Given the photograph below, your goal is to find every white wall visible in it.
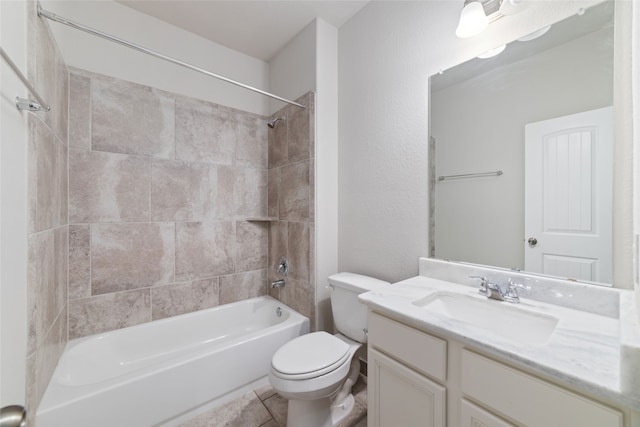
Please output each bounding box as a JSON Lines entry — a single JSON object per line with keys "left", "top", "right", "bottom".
{"left": 268, "top": 20, "right": 317, "bottom": 115}
{"left": 0, "top": 0, "right": 29, "bottom": 406}
{"left": 612, "top": 0, "right": 635, "bottom": 290}
{"left": 338, "top": 0, "right": 623, "bottom": 284}
{"left": 433, "top": 28, "right": 613, "bottom": 271}
{"left": 41, "top": 0, "right": 270, "bottom": 115}
{"left": 632, "top": 0, "right": 640, "bottom": 316}
{"left": 314, "top": 19, "right": 339, "bottom": 332}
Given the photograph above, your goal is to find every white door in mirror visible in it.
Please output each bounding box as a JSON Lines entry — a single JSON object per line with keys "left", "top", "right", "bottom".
{"left": 524, "top": 106, "right": 613, "bottom": 283}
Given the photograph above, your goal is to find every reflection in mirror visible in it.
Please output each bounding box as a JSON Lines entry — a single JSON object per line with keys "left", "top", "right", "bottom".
{"left": 429, "top": 1, "right": 614, "bottom": 285}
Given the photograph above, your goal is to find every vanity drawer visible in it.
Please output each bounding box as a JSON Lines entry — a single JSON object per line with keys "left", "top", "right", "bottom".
{"left": 368, "top": 311, "right": 447, "bottom": 382}
{"left": 460, "top": 399, "right": 515, "bottom": 427}
{"left": 461, "top": 350, "right": 623, "bottom": 427}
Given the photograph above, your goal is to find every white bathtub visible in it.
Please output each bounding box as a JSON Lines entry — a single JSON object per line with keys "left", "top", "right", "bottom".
{"left": 36, "top": 296, "right": 309, "bottom": 427}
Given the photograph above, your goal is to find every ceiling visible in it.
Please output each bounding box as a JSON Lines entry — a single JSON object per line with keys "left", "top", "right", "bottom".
{"left": 116, "top": 1, "right": 369, "bottom": 61}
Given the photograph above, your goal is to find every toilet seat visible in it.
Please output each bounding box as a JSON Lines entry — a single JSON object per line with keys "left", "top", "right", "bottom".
{"left": 271, "top": 332, "right": 350, "bottom": 380}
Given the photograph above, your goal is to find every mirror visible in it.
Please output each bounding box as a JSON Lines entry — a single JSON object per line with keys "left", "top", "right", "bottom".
{"left": 429, "top": 1, "right": 614, "bottom": 285}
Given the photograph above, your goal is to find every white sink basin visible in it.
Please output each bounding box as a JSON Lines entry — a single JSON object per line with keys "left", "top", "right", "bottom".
{"left": 413, "top": 291, "right": 559, "bottom": 345}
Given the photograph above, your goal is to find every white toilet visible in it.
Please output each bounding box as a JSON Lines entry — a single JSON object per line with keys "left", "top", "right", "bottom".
{"left": 268, "top": 272, "right": 390, "bottom": 427}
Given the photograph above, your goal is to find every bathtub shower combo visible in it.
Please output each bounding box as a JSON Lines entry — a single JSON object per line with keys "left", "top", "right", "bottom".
{"left": 18, "top": 7, "right": 314, "bottom": 427}
{"left": 36, "top": 297, "right": 309, "bottom": 426}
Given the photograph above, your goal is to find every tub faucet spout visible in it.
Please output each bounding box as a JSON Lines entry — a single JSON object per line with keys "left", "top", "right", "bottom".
{"left": 271, "top": 279, "right": 285, "bottom": 289}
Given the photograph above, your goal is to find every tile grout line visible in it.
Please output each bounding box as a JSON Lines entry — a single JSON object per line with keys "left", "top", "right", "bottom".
{"left": 254, "top": 390, "right": 281, "bottom": 427}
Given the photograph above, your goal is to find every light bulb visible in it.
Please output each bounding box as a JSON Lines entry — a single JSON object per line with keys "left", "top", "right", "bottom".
{"left": 456, "top": 1, "right": 489, "bottom": 38}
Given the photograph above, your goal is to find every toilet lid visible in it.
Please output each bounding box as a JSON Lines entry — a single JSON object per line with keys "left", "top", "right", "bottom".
{"left": 271, "top": 332, "right": 350, "bottom": 379}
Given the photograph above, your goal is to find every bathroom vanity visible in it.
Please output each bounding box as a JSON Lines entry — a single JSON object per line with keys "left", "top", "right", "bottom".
{"left": 360, "top": 258, "right": 640, "bottom": 427}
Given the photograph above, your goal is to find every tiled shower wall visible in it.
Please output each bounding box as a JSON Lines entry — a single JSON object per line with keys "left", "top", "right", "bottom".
{"left": 26, "top": 0, "right": 69, "bottom": 417}
{"left": 67, "top": 68, "right": 272, "bottom": 338}
{"left": 267, "top": 93, "right": 316, "bottom": 329}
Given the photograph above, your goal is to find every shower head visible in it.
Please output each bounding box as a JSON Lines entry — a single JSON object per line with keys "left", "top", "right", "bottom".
{"left": 267, "top": 116, "right": 286, "bottom": 129}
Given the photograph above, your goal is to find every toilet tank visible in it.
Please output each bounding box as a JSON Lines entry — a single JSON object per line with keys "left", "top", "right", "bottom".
{"left": 329, "top": 273, "right": 390, "bottom": 343}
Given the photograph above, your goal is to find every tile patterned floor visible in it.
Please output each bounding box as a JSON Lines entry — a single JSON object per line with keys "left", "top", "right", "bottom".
{"left": 180, "top": 376, "right": 368, "bottom": 427}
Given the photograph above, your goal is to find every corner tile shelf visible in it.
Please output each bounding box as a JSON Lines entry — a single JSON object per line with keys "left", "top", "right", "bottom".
{"left": 246, "top": 217, "right": 279, "bottom": 222}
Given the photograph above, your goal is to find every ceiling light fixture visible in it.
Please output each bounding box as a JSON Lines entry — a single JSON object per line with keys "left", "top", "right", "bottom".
{"left": 517, "top": 25, "right": 551, "bottom": 42}
{"left": 455, "top": 0, "right": 489, "bottom": 38}
{"left": 476, "top": 44, "right": 506, "bottom": 58}
{"left": 456, "top": 0, "right": 528, "bottom": 39}
{"left": 499, "top": 0, "right": 529, "bottom": 16}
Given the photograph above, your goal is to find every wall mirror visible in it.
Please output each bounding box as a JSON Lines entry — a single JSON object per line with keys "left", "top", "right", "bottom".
{"left": 429, "top": 1, "right": 615, "bottom": 285}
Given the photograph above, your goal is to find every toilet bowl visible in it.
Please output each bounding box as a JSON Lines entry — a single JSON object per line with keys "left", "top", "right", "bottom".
{"left": 268, "top": 273, "right": 390, "bottom": 427}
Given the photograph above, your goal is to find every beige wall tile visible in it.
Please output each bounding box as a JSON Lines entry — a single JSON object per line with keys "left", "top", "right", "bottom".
{"left": 268, "top": 221, "right": 288, "bottom": 282}
{"left": 287, "top": 98, "right": 312, "bottom": 163}
{"left": 236, "top": 221, "right": 268, "bottom": 272}
{"left": 68, "top": 289, "right": 151, "bottom": 339}
{"left": 279, "top": 161, "right": 310, "bottom": 221}
{"left": 219, "top": 270, "right": 267, "bottom": 305}
{"left": 69, "top": 149, "right": 150, "bottom": 223}
{"left": 216, "top": 165, "right": 268, "bottom": 220}
{"left": 236, "top": 114, "right": 267, "bottom": 168}
{"left": 175, "top": 221, "right": 236, "bottom": 281}
{"left": 69, "top": 224, "right": 91, "bottom": 299}
{"left": 176, "top": 98, "right": 235, "bottom": 165}
{"left": 69, "top": 71, "right": 91, "bottom": 150}
{"left": 268, "top": 168, "right": 280, "bottom": 218}
{"left": 292, "top": 278, "right": 313, "bottom": 321}
{"left": 92, "top": 223, "right": 175, "bottom": 294}
{"left": 31, "top": 120, "right": 68, "bottom": 232}
{"left": 28, "top": 0, "right": 68, "bottom": 145}
{"left": 151, "top": 159, "right": 217, "bottom": 221}
{"left": 27, "top": 118, "right": 37, "bottom": 233}
{"left": 217, "top": 166, "right": 236, "bottom": 219}
{"left": 27, "top": 226, "right": 68, "bottom": 354}
{"left": 25, "top": 354, "right": 36, "bottom": 427}
{"left": 267, "top": 92, "right": 315, "bottom": 328}
{"left": 34, "top": 306, "right": 67, "bottom": 411}
{"left": 235, "top": 168, "right": 267, "bottom": 218}
{"left": 92, "top": 77, "right": 175, "bottom": 158}
{"left": 26, "top": 2, "right": 70, "bottom": 416}
{"left": 151, "top": 278, "right": 220, "bottom": 320}
{"left": 310, "top": 223, "right": 316, "bottom": 288}
{"left": 306, "top": 92, "right": 316, "bottom": 160}
{"left": 310, "top": 160, "right": 315, "bottom": 221}
{"left": 268, "top": 112, "right": 288, "bottom": 168}
{"left": 288, "top": 222, "right": 310, "bottom": 283}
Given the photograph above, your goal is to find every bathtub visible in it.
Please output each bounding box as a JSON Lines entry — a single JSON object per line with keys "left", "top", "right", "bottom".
{"left": 36, "top": 296, "right": 309, "bottom": 427}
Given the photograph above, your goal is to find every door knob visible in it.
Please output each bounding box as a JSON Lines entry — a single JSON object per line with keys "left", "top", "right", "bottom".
{"left": 0, "top": 405, "right": 26, "bottom": 427}
{"left": 527, "top": 237, "right": 538, "bottom": 247}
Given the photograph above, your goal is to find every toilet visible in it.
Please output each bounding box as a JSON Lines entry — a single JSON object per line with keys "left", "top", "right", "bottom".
{"left": 268, "top": 272, "right": 390, "bottom": 427}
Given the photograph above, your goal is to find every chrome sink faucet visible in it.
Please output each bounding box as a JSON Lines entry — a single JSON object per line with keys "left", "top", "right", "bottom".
{"left": 469, "top": 276, "right": 530, "bottom": 303}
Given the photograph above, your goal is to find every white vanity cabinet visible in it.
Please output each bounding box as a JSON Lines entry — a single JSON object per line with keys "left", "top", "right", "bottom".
{"left": 460, "top": 399, "right": 515, "bottom": 427}
{"left": 368, "top": 312, "right": 447, "bottom": 426}
{"left": 368, "top": 349, "right": 446, "bottom": 427}
{"left": 367, "top": 311, "right": 628, "bottom": 427}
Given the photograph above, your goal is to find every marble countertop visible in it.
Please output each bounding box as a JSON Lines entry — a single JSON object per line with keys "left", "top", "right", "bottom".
{"left": 359, "top": 275, "right": 640, "bottom": 410}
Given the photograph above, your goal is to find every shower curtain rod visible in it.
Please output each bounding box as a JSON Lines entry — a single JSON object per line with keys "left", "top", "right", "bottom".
{"left": 0, "top": 46, "right": 51, "bottom": 112}
{"left": 37, "top": 7, "right": 306, "bottom": 109}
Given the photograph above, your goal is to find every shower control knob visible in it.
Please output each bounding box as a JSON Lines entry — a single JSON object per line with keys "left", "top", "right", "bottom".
{"left": 527, "top": 237, "right": 538, "bottom": 247}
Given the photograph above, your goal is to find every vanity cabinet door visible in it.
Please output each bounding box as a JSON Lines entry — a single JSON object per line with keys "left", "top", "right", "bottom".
{"left": 460, "top": 399, "right": 516, "bottom": 427}
{"left": 368, "top": 348, "right": 446, "bottom": 427}
{"left": 461, "top": 350, "right": 623, "bottom": 427}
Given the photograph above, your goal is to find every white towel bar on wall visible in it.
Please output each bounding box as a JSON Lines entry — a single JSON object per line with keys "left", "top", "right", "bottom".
{"left": 438, "top": 170, "right": 503, "bottom": 181}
